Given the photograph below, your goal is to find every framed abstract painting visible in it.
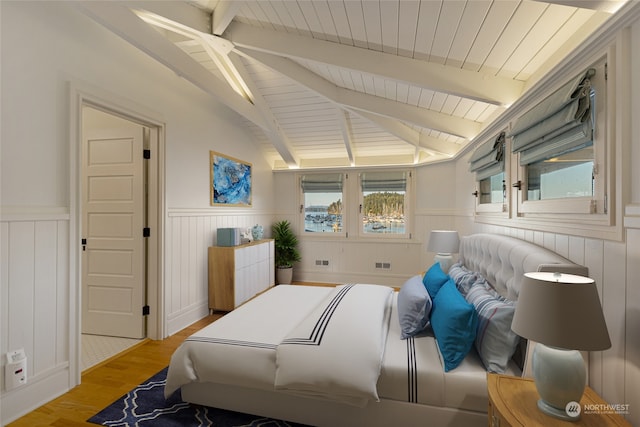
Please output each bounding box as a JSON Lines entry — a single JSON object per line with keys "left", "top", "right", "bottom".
{"left": 210, "top": 151, "right": 252, "bottom": 207}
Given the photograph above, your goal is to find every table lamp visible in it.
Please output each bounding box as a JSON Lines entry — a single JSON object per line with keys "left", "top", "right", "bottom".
{"left": 427, "top": 230, "right": 459, "bottom": 273}
{"left": 511, "top": 272, "right": 611, "bottom": 421}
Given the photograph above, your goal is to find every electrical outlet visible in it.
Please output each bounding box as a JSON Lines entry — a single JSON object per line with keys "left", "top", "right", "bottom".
{"left": 5, "top": 349, "right": 27, "bottom": 390}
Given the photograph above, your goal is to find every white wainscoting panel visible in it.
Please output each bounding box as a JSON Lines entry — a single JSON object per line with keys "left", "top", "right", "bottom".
{"left": 0, "top": 216, "right": 71, "bottom": 423}
{"left": 625, "top": 228, "right": 640, "bottom": 425}
{"left": 164, "top": 210, "right": 275, "bottom": 336}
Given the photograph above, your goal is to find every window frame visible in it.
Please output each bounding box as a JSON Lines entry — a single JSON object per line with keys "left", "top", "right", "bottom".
{"left": 472, "top": 131, "right": 510, "bottom": 216}
{"left": 515, "top": 57, "right": 608, "bottom": 221}
{"left": 476, "top": 172, "right": 507, "bottom": 213}
{"left": 357, "top": 169, "right": 413, "bottom": 240}
{"left": 471, "top": 35, "right": 625, "bottom": 242}
{"left": 299, "top": 172, "right": 347, "bottom": 237}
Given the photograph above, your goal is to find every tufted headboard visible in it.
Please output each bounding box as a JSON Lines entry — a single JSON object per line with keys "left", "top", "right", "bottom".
{"left": 458, "top": 233, "right": 588, "bottom": 301}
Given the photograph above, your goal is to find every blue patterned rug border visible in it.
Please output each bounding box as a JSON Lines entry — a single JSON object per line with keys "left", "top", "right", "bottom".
{"left": 87, "top": 367, "right": 308, "bottom": 427}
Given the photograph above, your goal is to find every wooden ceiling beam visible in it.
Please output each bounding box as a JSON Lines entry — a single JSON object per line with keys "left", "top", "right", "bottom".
{"left": 211, "top": 1, "right": 242, "bottom": 35}
{"left": 238, "top": 49, "right": 479, "bottom": 140}
{"left": 226, "top": 22, "right": 524, "bottom": 107}
{"left": 533, "top": 0, "right": 625, "bottom": 13}
{"left": 352, "top": 111, "right": 459, "bottom": 157}
{"left": 337, "top": 110, "right": 356, "bottom": 166}
{"left": 74, "top": 2, "right": 270, "bottom": 131}
{"left": 226, "top": 52, "right": 300, "bottom": 167}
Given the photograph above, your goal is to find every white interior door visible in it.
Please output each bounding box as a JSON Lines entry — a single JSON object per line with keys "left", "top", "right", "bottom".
{"left": 82, "top": 110, "right": 146, "bottom": 338}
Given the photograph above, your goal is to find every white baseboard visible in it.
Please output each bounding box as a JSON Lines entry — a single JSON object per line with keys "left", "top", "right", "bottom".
{"left": 166, "top": 302, "right": 210, "bottom": 337}
{"left": 0, "top": 365, "right": 71, "bottom": 424}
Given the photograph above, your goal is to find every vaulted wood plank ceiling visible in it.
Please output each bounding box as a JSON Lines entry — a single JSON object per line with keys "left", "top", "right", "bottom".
{"left": 76, "top": 0, "right": 627, "bottom": 170}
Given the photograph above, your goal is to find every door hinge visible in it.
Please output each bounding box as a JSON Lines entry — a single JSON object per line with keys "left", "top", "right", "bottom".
{"left": 143, "top": 227, "right": 151, "bottom": 237}
{"left": 142, "top": 305, "right": 150, "bottom": 316}
{"left": 143, "top": 149, "right": 151, "bottom": 159}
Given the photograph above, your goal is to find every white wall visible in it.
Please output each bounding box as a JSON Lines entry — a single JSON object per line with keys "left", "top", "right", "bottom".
{"left": 272, "top": 163, "right": 458, "bottom": 287}
{"left": 0, "top": 1, "right": 276, "bottom": 423}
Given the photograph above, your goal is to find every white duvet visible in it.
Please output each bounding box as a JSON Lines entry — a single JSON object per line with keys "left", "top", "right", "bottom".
{"left": 274, "top": 284, "right": 394, "bottom": 406}
{"left": 164, "top": 284, "right": 394, "bottom": 406}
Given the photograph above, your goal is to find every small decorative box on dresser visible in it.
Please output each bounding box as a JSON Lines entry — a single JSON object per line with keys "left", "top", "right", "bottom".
{"left": 208, "top": 239, "right": 275, "bottom": 312}
{"left": 487, "top": 373, "right": 631, "bottom": 427}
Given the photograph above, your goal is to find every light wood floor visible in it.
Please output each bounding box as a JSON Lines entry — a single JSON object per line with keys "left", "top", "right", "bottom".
{"left": 7, "top": 314, "right": 221, "bottom": 427}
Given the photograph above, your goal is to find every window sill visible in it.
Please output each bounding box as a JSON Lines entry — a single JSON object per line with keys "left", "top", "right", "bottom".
{"left": 475, "top": 212, "right": 622, "bottom": 241}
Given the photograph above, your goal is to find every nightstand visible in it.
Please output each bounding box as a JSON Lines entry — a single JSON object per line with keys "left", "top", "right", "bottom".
{"left": 487, "top": 373, "right": 631, "bottom": 427}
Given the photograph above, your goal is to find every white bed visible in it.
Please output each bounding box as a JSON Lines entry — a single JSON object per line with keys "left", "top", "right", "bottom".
{"left": 165, "top": 233, "right": 588, "bottom": 427}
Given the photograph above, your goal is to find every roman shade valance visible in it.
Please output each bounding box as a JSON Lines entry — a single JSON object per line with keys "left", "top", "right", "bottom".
{"left": 360, "top": 171, "right": 407, "bottom": 192}
{"left": 511, "top": 68, "right": 595, "bottom": 166}
{"left": 301, "top": 173, "right": 343, "bottom": 192}
{"left": 469, "top": 131, "right": 505, "bottom": 181}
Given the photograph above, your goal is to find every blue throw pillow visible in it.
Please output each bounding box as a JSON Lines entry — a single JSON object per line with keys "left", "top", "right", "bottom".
{"left": 422, "top": 262, "right": 449, "bottom": 299}
{"left": 397, "top": 275, "right": 433, "bottom": 339}
{"left": 430, "top": 279, "right": 478, "bottom": 372}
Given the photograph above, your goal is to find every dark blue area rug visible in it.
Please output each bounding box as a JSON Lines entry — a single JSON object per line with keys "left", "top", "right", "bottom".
{"left": 88, "top": 367, "right": 309, "bottom": 427}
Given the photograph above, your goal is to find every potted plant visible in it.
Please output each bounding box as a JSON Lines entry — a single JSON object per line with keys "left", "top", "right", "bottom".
{"left": 272, "top": 220, "right": 301, "bottom": 285}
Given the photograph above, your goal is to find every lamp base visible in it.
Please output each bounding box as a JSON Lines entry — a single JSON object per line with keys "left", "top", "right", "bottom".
{"left": 532, "top": 344, "right": 586, "bottom": 422}
{"left": 537, "top": 399, "right": 580, "bottom": 421}
{"left": 434, "top": 253, "right": 454, "bottom": 273}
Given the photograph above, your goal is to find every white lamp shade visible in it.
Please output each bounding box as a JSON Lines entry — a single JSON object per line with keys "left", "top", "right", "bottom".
{"left": 511, "top": 272, "right": 611, "bottom": 351}
{"left": 427, "top": 230, "right": 460, "bottom": 254}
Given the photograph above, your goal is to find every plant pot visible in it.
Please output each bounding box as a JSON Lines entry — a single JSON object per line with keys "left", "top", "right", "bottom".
{"left": 276, "top": 266, "right": 293, "bottom": 285}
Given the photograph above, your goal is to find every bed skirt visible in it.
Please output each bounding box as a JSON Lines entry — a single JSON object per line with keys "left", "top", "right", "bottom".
{"left": 181, "top": 380, "right": 487, "bottom": 427}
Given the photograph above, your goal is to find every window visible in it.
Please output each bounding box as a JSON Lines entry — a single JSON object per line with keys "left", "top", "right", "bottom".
{"left": 469, "top": 131, "right": 507, "bottom": 212}
{"left": 480, "top": 172, "right": 505, "bottom": 204}
{"left": 524, "top": 89, "right": 595, "bottom": 201}
{"left": 301, "top": 173, "right": 344, "bottom": 234}
{"left": 511, "top": 60, "right": 606, "bottom": 217}
{"left": 515, "top": 75, "right": 596, "bottom": 202}
{"left": 359, "top": 171, "right": 409, "bottom": 237}
{"left": 526, "top": 146, "right": 594, "bottom": 201}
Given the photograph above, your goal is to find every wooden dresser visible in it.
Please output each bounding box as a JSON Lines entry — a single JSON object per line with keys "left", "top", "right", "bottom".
{"left": 208, "top": 239, "right": 275, "bottom": 311}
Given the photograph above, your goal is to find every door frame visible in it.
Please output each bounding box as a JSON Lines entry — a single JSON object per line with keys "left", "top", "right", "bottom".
{"left": 69, "top": 81, "right": 166, "bottom": 386}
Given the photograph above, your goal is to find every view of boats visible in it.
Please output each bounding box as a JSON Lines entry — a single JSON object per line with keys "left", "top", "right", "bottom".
{"left": 362, "top": 215, "right": 405, "bottom": 234}
{"left": 304, "top": 191, "right": 405, "bottom": 234}
{"left": 304, "top": 212, "right": 342, "bottom": 232}
{"left": 304, "top": 211, "right": 405, "bottom": 234}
